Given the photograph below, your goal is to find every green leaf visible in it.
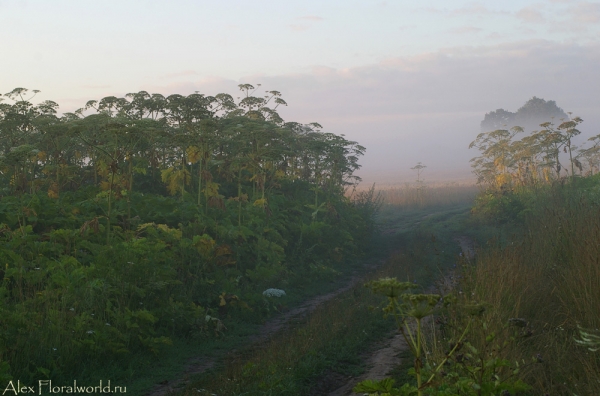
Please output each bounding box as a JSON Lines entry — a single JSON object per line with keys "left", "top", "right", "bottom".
{"left": 354, "top": 378, "right": 397, "bottom": 393}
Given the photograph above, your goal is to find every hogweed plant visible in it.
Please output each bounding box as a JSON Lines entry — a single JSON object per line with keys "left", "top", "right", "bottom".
{"left": 354, "top": 278, "right": 533, "bottom": 396}
{"left": 354, "top": 277, "right": 460, "bottom": 396}
{"left": 427, "top": 314, "right": 534, "bottom": 395}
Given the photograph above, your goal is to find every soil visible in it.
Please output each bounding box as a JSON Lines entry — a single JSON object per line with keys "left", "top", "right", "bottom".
{"left": 454, "top": 235, "right": 476, "bottom": 260}
{"left": 325, "top": 333, "right": 408, "bottom": 396}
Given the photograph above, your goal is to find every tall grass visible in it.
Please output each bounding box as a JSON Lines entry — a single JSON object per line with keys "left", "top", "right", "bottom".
{"left": 435, "top": 181, "right": 600, "bottom": 395}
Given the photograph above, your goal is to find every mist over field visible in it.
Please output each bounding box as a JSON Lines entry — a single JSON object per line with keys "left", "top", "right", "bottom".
{"left": 3, "top": 0, "right": 600, "bottom": 186}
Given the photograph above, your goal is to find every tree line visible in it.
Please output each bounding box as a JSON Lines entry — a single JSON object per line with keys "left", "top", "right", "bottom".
{"left": 0, "top": 86, "right": 364, "bottom": 228}
{"left": 0, "top": 86, "right": 377, "bottom": 383}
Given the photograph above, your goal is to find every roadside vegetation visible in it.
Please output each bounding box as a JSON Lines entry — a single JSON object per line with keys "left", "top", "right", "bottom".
{"left": 458, "top": 99, "right": 600, "bottom": 394}
{"left": 448, "top": 181, "right": 600, "bottom": 395}
{"left": 358, "top": 99, "right": 600, "bottom": 395}
{"left": 0, "top": 86, "right": 379, "bottom": 387}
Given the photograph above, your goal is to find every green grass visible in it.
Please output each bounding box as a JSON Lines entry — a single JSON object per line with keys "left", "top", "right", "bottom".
{"left": 64, "top": 188, "right": 476, "bottom": 395}
{"left": 177, "top": 254, "right": 404, "bottom": 396}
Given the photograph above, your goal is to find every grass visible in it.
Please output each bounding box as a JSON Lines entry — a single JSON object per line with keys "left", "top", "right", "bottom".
{"left": 179, "top": 252, "right": 418, "bottom": 396}
{"left": 377, "top": 183, "right": 479, "bottom": 210}
{"left": 428, "top": 180, "right": 600, "bottom": 395}
{"left": 116, "top": 245, "right": 385, "bottom": 395}
{"left": 174, "top": 200, "right": 476, "bottom": 396}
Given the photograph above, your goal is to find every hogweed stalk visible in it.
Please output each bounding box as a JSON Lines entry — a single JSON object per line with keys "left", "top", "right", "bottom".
{"left": 355, "top": 278, "right": 479, "bottom": 396}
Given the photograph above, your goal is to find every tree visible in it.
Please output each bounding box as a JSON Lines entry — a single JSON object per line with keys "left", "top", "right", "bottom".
{"left": 480, "top": 97, "right": 568, "bottom": 133}
{"left": 469, "top": 127, "right": 523, "bottom": 189}
{"left": 514, "top": 97, "right": 568, "bottom": 132}
{"left": 480, "top": 109, "right": 515, "bottom": 133}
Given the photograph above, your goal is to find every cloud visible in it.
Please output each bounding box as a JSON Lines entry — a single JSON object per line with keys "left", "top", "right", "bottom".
{"left": 80, "top": 84, "right": 110, "bottom": 89}
{"left": 397, "top": 25, "right": 416, "bottom": 32}
{"left": 447, "top": 26, "right": 483, "bottom": 35}
{"left": 568, "top": 1, "right": 600, "bottom": 24}
{"left": 263, "top": 41, "right": 600, "bottom": 182}
{"left": 516, "top": 7, "right": 546, "bottom": 23}
{"left": 451, "top": 3, "right": 508, "bottom": 16}
{"left": 141, "top": 41, "right": 600, "bottom": 121}
{"left": 512, "top": 2, "right": 600, "bottom": 33}
{"left": 289, "top": 15, "right": 323, "bottom": 31}
{"left": 59, "top": 40, "right": 600, "bottom": 184}
{"left": 421, "top": 4, "right": 508, "bottom": 17}
{"left": 161, "top": 70, "right": 200, "bottom": 79}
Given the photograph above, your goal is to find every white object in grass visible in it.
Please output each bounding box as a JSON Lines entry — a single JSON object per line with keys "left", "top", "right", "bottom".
{"left": 262, "top": 288, "right": 286, "bottom": 298}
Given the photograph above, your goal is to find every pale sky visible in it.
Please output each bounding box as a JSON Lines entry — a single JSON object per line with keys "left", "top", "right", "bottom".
{"left": 2, "top": 0, "right": 600, "bottom": 184}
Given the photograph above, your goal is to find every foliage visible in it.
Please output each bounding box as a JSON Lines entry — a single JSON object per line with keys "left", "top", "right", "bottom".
{"left": 470, "top": 101, "right": 593, "bottom": 224}
{"left": 472, "top": 97, "right": 589, "bottom": 190}
{"left": 449, "top": 114, "right": 600, "bottom": 394}
{"left": 356, "top": 278, "right": 532, "bottom": 396}
{"left": 480, "top": 97, "right": 568, "bottom": 133}
{"left": 0, "top": 86, "right": 377, "bottom": 382}
{"left": 447, "top": 178, "right": 600, "bottom": 394}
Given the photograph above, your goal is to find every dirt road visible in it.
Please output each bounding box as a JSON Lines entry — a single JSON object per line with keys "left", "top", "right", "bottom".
{"left": 325, "top": 236, "right": 475, "bottom": 396}
{"left": 146, "top": 207, "right": 475, "bottom": 396}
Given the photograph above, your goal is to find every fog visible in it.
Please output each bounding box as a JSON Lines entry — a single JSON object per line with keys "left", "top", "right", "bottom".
{"left": 3, "top": 0, "right": 600, "bottom": 186}
{"left": 143, "top": 41, "right": 600, "bottom": 185}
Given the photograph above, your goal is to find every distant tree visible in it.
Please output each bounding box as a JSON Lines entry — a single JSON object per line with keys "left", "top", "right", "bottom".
{"left": 480, "top": 97, "right": 568, "bottom": 133}
{"left": 480, "top": 109, "right": 515, "bottom": 132}
{"left": 472, "top": 97, "right": 587, "bottom": 187}
{"left": 514, "top": 97, "right": 568, "bottom": 132}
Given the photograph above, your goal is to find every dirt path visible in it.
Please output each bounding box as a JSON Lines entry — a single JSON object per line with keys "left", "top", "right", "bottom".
{"left": 326, "top": 235, "right": 476, "bottom": 396}
{"left": 144, "top": 260, "right": 385, "bottom": 396}
{"left": 454, "top": 235, "right": 476, "bottom": 260}
{"left": 327, "top": 332, "right": 408, "bottom": 396}
{"left": 247, "top": 261, "right": 382, "bottom": 345}
{"left": 145, "top": 206, "right": 476, "bottom": 396}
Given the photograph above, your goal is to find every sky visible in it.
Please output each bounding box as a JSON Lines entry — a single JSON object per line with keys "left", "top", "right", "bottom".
{"left": 2, "top": 0, "right": 600, "bottom": 185}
